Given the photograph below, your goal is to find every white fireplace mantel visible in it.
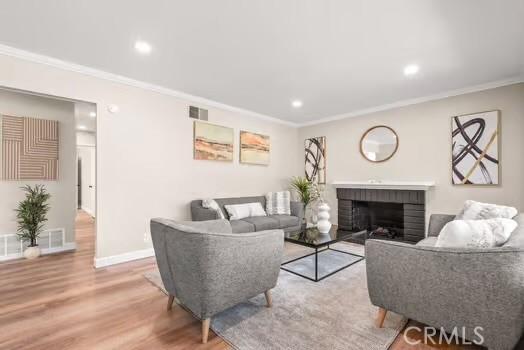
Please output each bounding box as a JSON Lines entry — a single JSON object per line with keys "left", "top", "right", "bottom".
{"left": 331, "top": 180, "right": 435, "bottom": 191}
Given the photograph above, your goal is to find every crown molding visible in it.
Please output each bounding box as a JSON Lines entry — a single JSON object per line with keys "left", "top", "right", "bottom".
{"left": 1, "top": 44, "right": 522, "bottom": 129}
{"left": 0, "top": 44, "right": 298, "bottom": 127}
{"left": 299, "top": 75, "right": 524, "bottom": 127}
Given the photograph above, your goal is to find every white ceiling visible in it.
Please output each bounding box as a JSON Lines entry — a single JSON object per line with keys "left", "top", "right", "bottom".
{"left": 0, "top": 0, "right": 523, "bottom": 124}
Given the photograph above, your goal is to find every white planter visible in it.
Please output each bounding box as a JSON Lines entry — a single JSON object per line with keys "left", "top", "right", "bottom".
{"left": 24, "top": 246, "right": 41, "bottom": 259}
{"left": 317, "top": 202, "right": 332, "bottom": 234}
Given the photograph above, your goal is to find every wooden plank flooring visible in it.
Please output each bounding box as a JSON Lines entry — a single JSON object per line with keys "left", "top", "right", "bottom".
{"left": 0, "top": 211, "right": 482, "bottom": 349}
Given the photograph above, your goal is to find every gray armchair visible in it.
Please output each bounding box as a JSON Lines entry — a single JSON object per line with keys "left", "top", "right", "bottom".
{"left": 150, "top": 218, "right": 284, "bottom": 343}
{"left": 366, "top": 213, "right": 524, "bottom": 350}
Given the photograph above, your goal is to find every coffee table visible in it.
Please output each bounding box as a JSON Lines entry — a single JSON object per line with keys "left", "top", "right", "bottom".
{"left": 281, "top": 226, "right": 364, "bottom": 282}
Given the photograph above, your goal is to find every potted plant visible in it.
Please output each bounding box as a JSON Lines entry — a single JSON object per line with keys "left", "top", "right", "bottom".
{"left": 15, "top": 185, "right": 51, "bottom": 259}
{"left": 290, "top": 176, "right": 319, "bottom": 226}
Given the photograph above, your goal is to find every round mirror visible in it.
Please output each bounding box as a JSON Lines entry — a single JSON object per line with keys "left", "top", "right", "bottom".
{"left": 360, "top": 126, "right": 399, "bottom": 162}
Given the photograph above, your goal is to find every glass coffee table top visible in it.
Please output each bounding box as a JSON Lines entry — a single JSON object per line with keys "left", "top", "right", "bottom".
{"left": 285, "top": 226, "right": 353, "bottom": 248}
{"left": 282, "top": 226, "right": 364, "bottom": 282}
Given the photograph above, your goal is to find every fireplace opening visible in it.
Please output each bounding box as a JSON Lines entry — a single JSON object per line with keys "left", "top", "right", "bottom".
{"left": 337, "top": 188, "right": 426, "bottom": 244}
{"left": 352, "top": 201, "right": 404, "bottom": 240}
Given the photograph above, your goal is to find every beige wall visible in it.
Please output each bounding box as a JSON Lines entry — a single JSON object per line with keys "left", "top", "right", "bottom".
{"left": 298, "top": 83, "right": 524, "bottom": 225}
{"left": 0, "top": 53, "right": 300, "bottom": 259}
{"left": 0, "top": 89, "right": 76, "bottom": 243}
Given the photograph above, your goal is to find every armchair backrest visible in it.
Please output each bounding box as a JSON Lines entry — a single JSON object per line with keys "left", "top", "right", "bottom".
{"left": 150, "top": 218, "right": 232, "bottom": 296}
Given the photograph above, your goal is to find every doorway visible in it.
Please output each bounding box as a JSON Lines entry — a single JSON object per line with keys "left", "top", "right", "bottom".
{"left": 75, "top": 102, "right": 96, "bottom": 219}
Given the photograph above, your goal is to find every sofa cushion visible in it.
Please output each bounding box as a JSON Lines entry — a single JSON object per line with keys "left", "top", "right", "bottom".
{"left": 265, "top": 191, "right": 291, "bottom": 215}
{"left": 215, "top": 196, "right": 266, "bottom": 219}
{"left": 456, "top": 200, "right": 517, "bottom": 220}
{"left": 230, "top": 220, "right": 255, "bottom": 233}
{"left": 242, "top": 216, "right": 279, "bottom": 231}
{"left": 505, "top": 213, "right": 524, "bottom": 248}
{"left": 416, "top": 237, "right": 438, "bottom": 247}
{"left": 435, "top": 218, "right": 517, "bottom": 248}
{"left": 269, "top": 215, "right": 299, "bottom": 229}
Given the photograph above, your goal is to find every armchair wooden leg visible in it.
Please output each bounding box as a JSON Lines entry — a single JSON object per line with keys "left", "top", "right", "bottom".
{"left": 167, "top": 295, "right": 175, "bottom": 311}
{"left": 264, "top": 290, "right": 272, "bottom": 308}
{"left": 375, "top": 307, "right": 388, "bottom": 328}
{"left": 202, "top": 318, "right": 210, "bottom": 344}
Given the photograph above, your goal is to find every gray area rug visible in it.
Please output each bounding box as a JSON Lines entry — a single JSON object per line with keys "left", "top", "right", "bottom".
{"left": 144, "top": 242, "right": 406, "bottom": 350}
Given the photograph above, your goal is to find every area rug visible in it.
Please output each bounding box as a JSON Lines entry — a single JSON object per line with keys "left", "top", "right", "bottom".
{"left": 144, "top": 242, "right": 406, "bottom": 350}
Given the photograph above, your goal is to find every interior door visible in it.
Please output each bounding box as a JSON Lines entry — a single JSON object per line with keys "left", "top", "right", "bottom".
{"left": 77, "top": 146, "right": 95, "bottom": 217}
{"left": 88, "top": 147, "right": 96, "bottom": 217}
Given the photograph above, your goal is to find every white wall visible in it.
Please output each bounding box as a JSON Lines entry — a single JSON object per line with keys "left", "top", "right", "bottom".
{"left": 76, "top": 130, "right": 95, "bottom": 146}
{"left": 0, "top": 88, "right": 76, "bottom": 243}
{"left": 298, "top": 83, "right": 524, "bottom": 225}
{"left": 0, "top": 53, "right": 300, "bottom": 260}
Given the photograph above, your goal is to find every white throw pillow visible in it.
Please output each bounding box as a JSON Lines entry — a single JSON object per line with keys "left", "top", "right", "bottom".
{"left": 224, "top": 202, "right": 267, "bottom": 221}
{"left": 435, "top": 218, "right": 517, "bottom": 248}
{"left": 266, "top": 191, "right": 291, "bottom": 215}
{"left": 456, "top": 200, "right": 517, "bottom": 220}
{"left": 202, "top": 199, "right": 225, "bottom": 219}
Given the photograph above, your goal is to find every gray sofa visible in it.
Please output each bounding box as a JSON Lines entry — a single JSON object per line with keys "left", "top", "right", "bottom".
{"left": 150, "top": 218, "right": 284, "bottom": 343}
{"left": 191, "top": 196, "right": 304, "bottom": 233}
{"left": 366, "top": 213, "right": 524, "bottom": 350}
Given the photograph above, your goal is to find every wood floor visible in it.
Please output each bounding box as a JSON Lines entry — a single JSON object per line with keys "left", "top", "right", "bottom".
{"left": 0, "top": 211, "right": 482, "bottom": 349}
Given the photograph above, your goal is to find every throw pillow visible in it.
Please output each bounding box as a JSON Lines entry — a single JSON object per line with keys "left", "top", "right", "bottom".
{"left": 224, "top": 202, "right": 267, "bottom": 221}
{"left": 456, "top": 200, "right": 517, "bottom": 220}
{"left": 435, "top": 218, "right": 517, "bottom": 248}
{"left": 266, "top": 191, "right": 291, "bottom": 215}
{"left": 202, "top": 199, "right": 225, "bottom": 219}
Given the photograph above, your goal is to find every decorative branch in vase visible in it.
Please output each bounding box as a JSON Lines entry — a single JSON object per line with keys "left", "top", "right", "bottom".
{"left": 15, "top": 185, "right": 51, "bottom": 259}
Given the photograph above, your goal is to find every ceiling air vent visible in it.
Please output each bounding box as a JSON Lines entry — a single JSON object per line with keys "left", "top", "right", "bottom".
{"left": 189, "top": 106, "right": 208, "bottom": 121}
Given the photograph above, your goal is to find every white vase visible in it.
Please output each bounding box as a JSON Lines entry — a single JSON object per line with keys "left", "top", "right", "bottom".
{"left": 317, "top": 202, "right": 332, "bottom": 234}
{"left": 24, "top": 246, "right": 41, "bottom": 259}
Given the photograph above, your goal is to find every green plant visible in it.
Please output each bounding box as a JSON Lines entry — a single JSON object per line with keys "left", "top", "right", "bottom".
{"left": 290, "top": 176, "right": 319, "bottom": 209}
{"left": 15, "top": 185, "right": 51, "bottom": 247}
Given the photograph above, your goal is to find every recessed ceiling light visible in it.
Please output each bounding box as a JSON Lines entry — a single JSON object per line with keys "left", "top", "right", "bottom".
{"left": 89, "top": 112, "right": 96, "bottom": 118}
{"left": 78, "top": 125, "right": 87, "bottom": 130}
{"left": 134, "top": 40, "right": 152, "bottom": 54}
{"left": 291, "top": 100, "right": 303, "bottom": 108}
{"left": 403, "top": 64, "right": 419, "bottom": 76}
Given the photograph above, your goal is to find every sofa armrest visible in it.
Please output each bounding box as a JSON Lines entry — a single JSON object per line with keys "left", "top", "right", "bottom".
{"left": 427, "top": 214, "right": 455, "bottom": 237}
{"left": 190, "top": 200, "right": 219, "bottom": 221}
{"left": 366, "top": 239, "right": 524, "bottom": 350}
{"left": 290, "top": 201, "right": 304, "bottom": 223}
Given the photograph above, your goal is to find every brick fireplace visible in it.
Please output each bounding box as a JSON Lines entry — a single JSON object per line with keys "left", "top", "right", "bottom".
{"left": 334, "top": 182, "right": 433, "bottom": 244}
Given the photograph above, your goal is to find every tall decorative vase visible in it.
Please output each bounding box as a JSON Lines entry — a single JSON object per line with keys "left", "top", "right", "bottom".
{"left": 317, "top": 202, "right": 332, "bottom": 234}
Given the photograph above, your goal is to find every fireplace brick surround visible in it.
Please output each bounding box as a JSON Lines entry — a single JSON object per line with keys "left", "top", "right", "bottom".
{"left": 337, "top": 188, "right": 426, "bottom": 244}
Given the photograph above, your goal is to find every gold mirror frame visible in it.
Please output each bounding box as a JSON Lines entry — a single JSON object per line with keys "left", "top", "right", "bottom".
{"left": 359, "top": 125, "right": 399, "bottom": 163}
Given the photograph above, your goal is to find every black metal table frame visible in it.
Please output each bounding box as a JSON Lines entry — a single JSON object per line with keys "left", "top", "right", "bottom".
{"left": 280, "top": 245, "right": 364, "bottom": 282}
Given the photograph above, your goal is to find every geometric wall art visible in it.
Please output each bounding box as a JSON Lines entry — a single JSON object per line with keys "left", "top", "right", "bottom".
{"left": 1, "top": 115, "right": 59, "bottom": 180}
{"left": 451, "top": 110, "right": 499, "bottom": 185}
{"left": 240, "top": 131, "right": 270, "bottom": 165}
{"left": 193, "top": 121, "right": 234, "bottom": 161}
{"left": 305, "top": 136, "right": 326, "bottom": 184}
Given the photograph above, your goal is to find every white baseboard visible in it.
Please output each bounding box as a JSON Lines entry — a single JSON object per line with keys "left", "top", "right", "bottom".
{"left": 0, "top": 242, "right": 76, "bottom": 262}
{"left": 94, "top": 248, "right": 155, "bottom": 268}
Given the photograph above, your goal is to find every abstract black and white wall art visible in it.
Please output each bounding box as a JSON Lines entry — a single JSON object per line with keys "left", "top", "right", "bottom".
{"left": 451, "top": 110, "right": 499, "bottom": 185}
{"left": 305, "top": 136, "right": 326, "bottom": 184}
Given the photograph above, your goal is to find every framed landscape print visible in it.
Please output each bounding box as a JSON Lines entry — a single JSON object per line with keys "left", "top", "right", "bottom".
{"left": 193, "top": 121, "right": 234, "bottom": 161}
{"left": 451, "top": 110, "right": 500, "bottom": 185}
{"left": 305, "top": 136, "right": 326, "bottom": 184}
{"left": 239, "top": 131, "right": 270, "bottom": 165}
